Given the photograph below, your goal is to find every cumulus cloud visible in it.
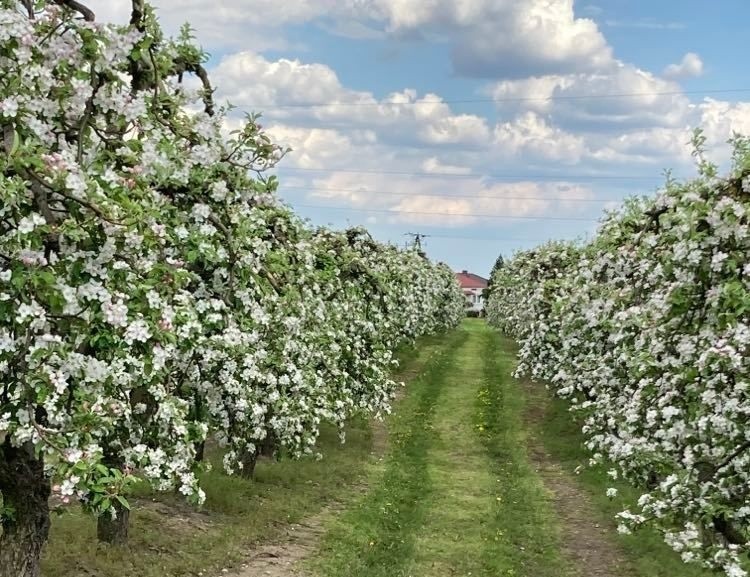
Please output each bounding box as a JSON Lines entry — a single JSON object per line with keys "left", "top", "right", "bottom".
{"left": 663, "top": 52, "right": 704, "bottom": 79}
{"left": 211, "top": 53, "right": 491, "bottom": 148}
{"left": 328, "top": 0, "right": 613, "bottom": 78}
{"left": 492, "top": 112, "right": 587, "bottom": 164}
{"left": 210, "top": 51, "right": 367, "bottom": 111}
{"left": 450, "top": 0, "right": 612, "bottom": 78}
{"left": 488, "top": 64, "right": 690, "bottom": 131}
{"left": 592, "top": 127, "right": 694, "bottom": 166}
{"left": 421, "top": 157, "right": 472, "bottom": 175}
{"left": 264, "top": 126, "right": 360, "bottom": 169}
{"left": 302, "top": 172, "right": 600, "bottom": 227}
{"left": 88, "top": 0, "right": 613, "bottom": 79}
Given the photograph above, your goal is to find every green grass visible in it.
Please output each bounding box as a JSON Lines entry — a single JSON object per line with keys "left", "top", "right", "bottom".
{"left": 404, "top": 321, "right": 501, "bottom": 576}
{"left": 307, "top": 329, "right": 466, "bottom": 577}
{"left": 42, "top": 421, "right": 373, "bottom": 577}
{"left": 40, "top": 333, "right": 447, "bottom": 577}
{"left": 310, "top": 320, "right": 570, "bottom": 577}
{"left": 477, "top": 324, "right": 570, "bottom": 577}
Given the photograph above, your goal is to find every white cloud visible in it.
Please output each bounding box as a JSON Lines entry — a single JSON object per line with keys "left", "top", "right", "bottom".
{"left": 453, "top": 0, "right": 612, "bottom": 77}
{"left": 265, "top": 125, "right": 359, "bottom": 169}
{"left": 593, "top": 127, "right": 694, "bottom": 166}
{"left": 488, "top": 63, "right": 691, "bottom": 130}
{"left": 487, "top": 75, "right": 573, "bottom": 114}
{"left": 344, "top": 0, "right": 612, "bottom": 78}
{"left": 604, "top": 19, "right": 686, "bottom": 30}
{"left": 88, "top": 0, "right": 613, "bottom": 79}
{"left": 210, "top": 52, "right": 367, "bottom": 111}
{"left": 413, "top": 100, "right": 491, "bottom": 146}
{"left": 304, "top": 172, "right": 599, "bottom": 227}
{"left": 421, "top": 157, "right": 472, "bottom": 175}
{"left": 492, "top": 112, "right": 587, "bottom": 164}
{"left": 663, "top": 52, "right": 704, "bottom": 79}
{"left": 211, "top": 53, "right": 491, "bottom": 147}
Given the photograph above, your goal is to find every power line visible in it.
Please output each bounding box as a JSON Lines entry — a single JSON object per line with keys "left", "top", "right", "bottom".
{"left": 411, "top": 233, "right": 578, "bottom": 242}
{"left": 277, "top": 166, "right": 669, "bottom": 181}
{"left": 293, "top": 204, "right": 600, "bottom": 222}
{"left": 236, "top": 87, "right": 750, "bottom": 110}
{"left": 279, "top": 185, "right": 624, "bottom": 203}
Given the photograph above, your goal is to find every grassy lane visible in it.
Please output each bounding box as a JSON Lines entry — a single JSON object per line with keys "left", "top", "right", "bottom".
{"left": 40, "top": 334, "right": 447, "bottom": 577}
{"left": 404, "top": 321, "right": 501, "bottom": 576}
{"left": 311, "top": 320, "right": 569, "bottom": 577}
{"left": 404, "top": 320, "right": 568, "bottom": 577}
{"left": 308, "top": 329, "right": 467, "bottom": 577}
{"left": 476, "top": 325, "right": 570, "bottom": 577}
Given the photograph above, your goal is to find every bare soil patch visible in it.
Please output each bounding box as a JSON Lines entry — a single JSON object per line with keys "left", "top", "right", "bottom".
{"left": 523, "top": 381, "right": 632, "bottom": 577}
{"left": 219, "top": 345, "right": 439, "bottom": 577}
{"left": 223, "top": 431, "right": 381, "bottom": 577}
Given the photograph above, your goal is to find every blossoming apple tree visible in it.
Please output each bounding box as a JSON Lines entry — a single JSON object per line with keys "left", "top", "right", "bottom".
{"left": 0, "top": 1, "right": 465, "bottom": 576}
{"left": 487, "top": 136, "right": 750, "bottom": 577}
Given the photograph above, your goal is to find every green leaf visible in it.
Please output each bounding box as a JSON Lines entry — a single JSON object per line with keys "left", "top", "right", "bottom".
{"left": 115, "top": 495, "right": 131, "bottom": 510}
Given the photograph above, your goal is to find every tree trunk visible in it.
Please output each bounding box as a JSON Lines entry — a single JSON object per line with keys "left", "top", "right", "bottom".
{"left": 195, "top": 439, "right": 205, "bottom": 462}
{"left": 239, "top": 448, "right": 259, "bottom": 479}
{"left": 0, "top": 440, "right": 51, "bottom": 577}
{"left": 193, "top": 394, "right": 205, "bottom": 462}
{"left": 96, "top": 455, "right": 130, "bottom": 545}
{"left": 96, "top": 500, "right": 130, "bottom": 545}
{"left": 259, "top": 431, "right": 277, "bottom": 459}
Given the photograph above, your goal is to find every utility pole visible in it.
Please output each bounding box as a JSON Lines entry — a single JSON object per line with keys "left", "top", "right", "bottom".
{"left": 404, "top": 232, "right": 430, "bottom": 251}
{"left": 404, "top": 232, "right": 430, "bottom": 258}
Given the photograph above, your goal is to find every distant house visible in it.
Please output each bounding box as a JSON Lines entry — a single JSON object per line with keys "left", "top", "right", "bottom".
{"left": 456, "top": 270, "right": 489, "bottom": 315}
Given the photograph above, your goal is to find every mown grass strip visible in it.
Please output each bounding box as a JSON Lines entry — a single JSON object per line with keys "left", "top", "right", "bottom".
{"left": 308, "top": 329, "right": 467, "bottom": 577}
{"left": 403, "top": 320, "right": 498, "bottom": 576}
{"left": 478, "top": 324, "right": 570, "bottom": 577}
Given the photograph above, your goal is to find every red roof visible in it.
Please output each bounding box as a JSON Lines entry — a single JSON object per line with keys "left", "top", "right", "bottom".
{"left": 455, "top": 270, "right": 488, "bottom": 289}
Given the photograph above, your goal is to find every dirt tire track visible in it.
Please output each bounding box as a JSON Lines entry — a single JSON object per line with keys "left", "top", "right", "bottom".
{"left": 221, "top": 419, "right": 388, "bottom": 577}
{"left": 222, "top": 345, "right": 441, "bottom": 577}
{"left": 523, "top": 381, "right": 632, "bottom": 577}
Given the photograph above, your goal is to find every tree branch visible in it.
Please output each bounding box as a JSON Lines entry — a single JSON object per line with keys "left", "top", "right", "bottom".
{"left": 716, "top": 440, "right": 750, "bottom": 472}
{"left": 52, "top": 0, "right": 95, "bottom": 21}
{"left": 130, "top": 0, "right": 145, "bottom": 28}
{"left": 26, "top": 170, "right": 123, "bottom": 225}
{"left": 208, "top": 214, "right": 237, "bottom": 299}
{"left": 21, "top": 0, "right": 34, "bottom": 19}
{"left": 172, "top": 57, "right": 215, "bottom": 116}
{"left": 713, "top": 514, "right": 747, "bottom": 546}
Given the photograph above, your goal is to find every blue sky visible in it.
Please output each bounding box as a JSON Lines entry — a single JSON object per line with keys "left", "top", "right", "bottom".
{"left": 93, "top": 0, "right": 750, "bottom": 276}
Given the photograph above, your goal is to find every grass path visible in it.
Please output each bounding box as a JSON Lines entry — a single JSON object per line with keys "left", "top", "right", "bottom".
{"left": 306, "top": 329, "right": 467, "bottom": 577}
{"left": 310, "top": 321, "right": 568, "bottom": 577}
{"left": 308, "top": 320, "right": 717, "bottom": 577}
{"left": 404, "top": 321, "right": 567, "bottom": 577}
{"left": 41, "top": 321, "right": 719, "bottom": 577}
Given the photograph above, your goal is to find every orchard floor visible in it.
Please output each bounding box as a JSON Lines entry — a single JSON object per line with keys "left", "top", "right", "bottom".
{"left": 42, "top": 320, "right": 717, "bottom": 577}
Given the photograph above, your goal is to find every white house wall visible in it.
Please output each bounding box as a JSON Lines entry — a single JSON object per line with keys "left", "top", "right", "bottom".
{"left": 463, "top": 288, "right": 485, "bottom": 312}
